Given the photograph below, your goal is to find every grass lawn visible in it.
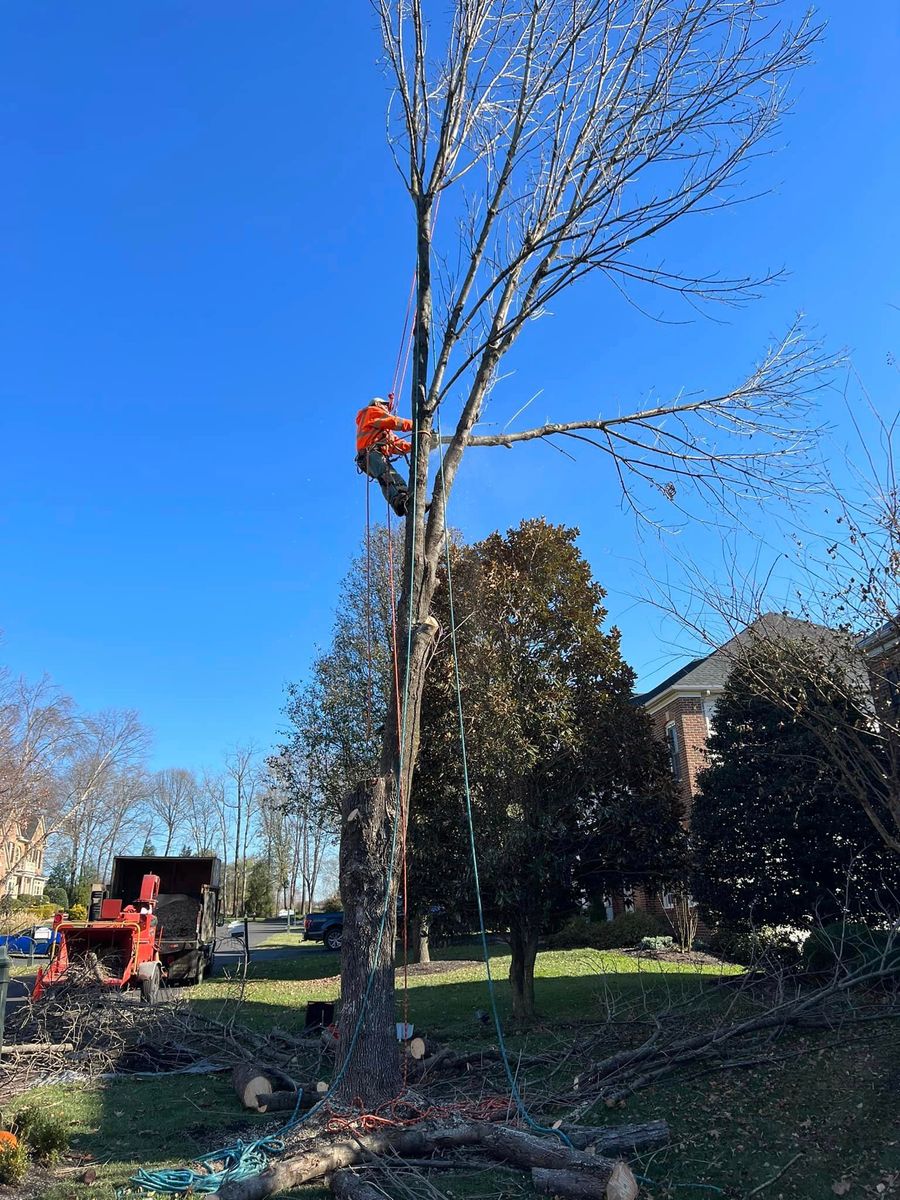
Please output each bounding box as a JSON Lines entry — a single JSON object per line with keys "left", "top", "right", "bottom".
{"left": 7, "top": 944, "right": 899, "bottom": 1200}
{"left": 6, "top": 959, "right": 43, "bottom": 979}
{"left": 257, "top": 928, "right": 308, "bottom": 949}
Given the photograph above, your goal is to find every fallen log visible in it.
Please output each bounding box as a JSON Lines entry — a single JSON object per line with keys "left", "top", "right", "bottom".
{"left": 551, "top": 1120, "right": 669, "bottom": 1154}
{"left": 256, "top": 1083, "right": 329, "bottom": 1113}
{"left": 0, "top": 1042, "right": 75, "bottom": 1056}
{"left": 533, "top": 1163, "right": 639, "bottom": 1200}
{"left": 213, "top": 1119, "right": 636, "bottom": 1200}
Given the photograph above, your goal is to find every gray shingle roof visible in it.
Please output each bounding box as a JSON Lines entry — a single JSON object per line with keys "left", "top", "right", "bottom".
{"left": 635, "top": 612, "right": 837, "bottom": 706}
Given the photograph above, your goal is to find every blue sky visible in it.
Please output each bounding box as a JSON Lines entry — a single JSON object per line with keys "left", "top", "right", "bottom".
{"left": 1, "top": 2, "right": 898, "bottom": 774}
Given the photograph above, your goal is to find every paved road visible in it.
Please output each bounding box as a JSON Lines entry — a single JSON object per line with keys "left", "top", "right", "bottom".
{"left": 212, "top": 918, "right": 313, "bottom": 975}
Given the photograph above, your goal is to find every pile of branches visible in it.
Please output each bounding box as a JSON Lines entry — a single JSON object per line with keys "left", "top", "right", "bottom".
{"left": 552, "top": 948, "right": 900, "bottom": 1120}
{"left": 0, "top": 986, "right": 327, "bottom": 1100}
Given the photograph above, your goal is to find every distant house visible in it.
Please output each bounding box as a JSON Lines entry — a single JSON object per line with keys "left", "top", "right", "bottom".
{"left": 629, "top": 613, "right": 840, "bottom": 922}
{"left": 1, "top": 818, "right": 49, "bottom": 901}
{"left": 636, "top": 612, "right": 839, "bottom": 816}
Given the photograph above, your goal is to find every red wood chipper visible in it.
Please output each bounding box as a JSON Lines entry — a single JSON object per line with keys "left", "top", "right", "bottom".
{"left": 33, "top": 873, "right": 164, "bottom": 1004}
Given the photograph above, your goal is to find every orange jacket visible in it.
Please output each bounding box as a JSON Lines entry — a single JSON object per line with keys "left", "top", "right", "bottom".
{"left": 355, "top": 404, "right": 414, "bottom": 457}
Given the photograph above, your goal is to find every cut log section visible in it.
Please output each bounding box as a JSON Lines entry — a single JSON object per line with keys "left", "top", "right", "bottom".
{"left": 233, "top": 1063, "right": 326, "bottom": 1112}
{"left": 533, "top": 1162, "right": 639, "bottom": 1200}
{"left": 233, "top": 1063, "right": 273, "bottom": 1111}
{"left": 256, "top": 1083, "right": 329, "bottom": 1113}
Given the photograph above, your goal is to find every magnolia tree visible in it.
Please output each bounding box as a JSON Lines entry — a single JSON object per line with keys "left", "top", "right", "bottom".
{"left": 339, "top": 0, "right": 831, "bottom": 1104}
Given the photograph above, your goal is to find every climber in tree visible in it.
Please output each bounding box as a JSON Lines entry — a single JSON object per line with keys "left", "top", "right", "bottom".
{"left": 355, "top": 396, "right": 414, "bottom": 517}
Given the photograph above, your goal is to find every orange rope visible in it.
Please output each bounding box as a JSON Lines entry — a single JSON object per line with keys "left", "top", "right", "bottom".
{"left": 323, "top": 1096, "right": 512, "bottom": 1136}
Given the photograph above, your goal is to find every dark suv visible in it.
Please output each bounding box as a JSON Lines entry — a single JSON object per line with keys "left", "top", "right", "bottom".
{"left": 303, "top": 910, "right": 343, "bottom": 952}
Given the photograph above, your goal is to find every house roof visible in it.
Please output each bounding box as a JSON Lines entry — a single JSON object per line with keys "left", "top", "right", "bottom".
{"left": 635, "top": 612, "right": 838, "bottom": 709}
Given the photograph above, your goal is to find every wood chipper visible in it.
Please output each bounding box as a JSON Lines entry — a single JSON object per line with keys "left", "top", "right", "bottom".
{"left": 33, "top": 873, "right": 164, "bottom": 1004}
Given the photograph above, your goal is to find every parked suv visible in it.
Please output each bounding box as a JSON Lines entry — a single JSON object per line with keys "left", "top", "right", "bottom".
{"left": 303, "top": 911, "right": 343, "bottom": 952}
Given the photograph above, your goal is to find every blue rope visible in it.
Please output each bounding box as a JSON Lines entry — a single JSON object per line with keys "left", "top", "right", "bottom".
{"left": 129, "top": 1089, "right": 306, "bottom": 1194}
{"left": 436, "top": 422, "right": 573, "bottom": 1150}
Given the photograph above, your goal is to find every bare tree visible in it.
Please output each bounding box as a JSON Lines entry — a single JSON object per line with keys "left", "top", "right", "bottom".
{"left": 226, "top": 745, "right": 260, "bottom": 915}
{"left": 147, "top": 768, "right": 197, "bottom": 856}
{"left": 202, "top": 772, "right": 232, "bottom": 902}
{"left": 62, "top": 765, "right": 150, "bottom": 887}
{"left": 0, "top": 676, "right": 148, "bottom": 894}
{"left": 337, "top": 0, "right": 833, "bottom": 1104}
{"left": 186, "top": 775, "right": 225, "bottom": 857}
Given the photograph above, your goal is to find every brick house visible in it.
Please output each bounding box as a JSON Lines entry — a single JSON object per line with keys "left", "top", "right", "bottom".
{"left": 630, "top": 613, "right": 835, "bottom": 923}
{"left": 1, "top": 818, "right": 48, "bottom": 900}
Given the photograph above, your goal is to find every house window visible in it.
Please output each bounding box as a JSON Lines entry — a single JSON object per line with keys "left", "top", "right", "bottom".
{"left": 702, "top": 699, "right": 718, "bottom": 735}
{"left": 602, "top": 893, "right": 614, "bottom": 922}
{"left": 665, "top": 722, "right": 682, "bottom": 782}
{"left": 662, "top": 890, "right": 676, "bottom": 910}
{"left": 622, "top": 885, "right": 635, "bottom": 913}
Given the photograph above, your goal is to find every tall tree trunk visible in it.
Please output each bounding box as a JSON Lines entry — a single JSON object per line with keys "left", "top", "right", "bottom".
{"left": 410, "top": 914, "right": 430, "bottom": 965}
{"left": 335, "top": 198, "right": 441, "bottom": 1105}
{"left": 509, "top": 924, "right": 539, "bottom": 1022}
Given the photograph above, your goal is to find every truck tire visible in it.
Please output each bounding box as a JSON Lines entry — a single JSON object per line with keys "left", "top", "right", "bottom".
{"left": 140, "top": 964, "right": 162, "bottom": 1005}
{"left": 325, "top": 928, "right": 342, "bottom": 952}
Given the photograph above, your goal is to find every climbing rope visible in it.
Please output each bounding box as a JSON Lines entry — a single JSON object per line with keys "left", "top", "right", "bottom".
{"left": 130, "top": 1090, "right": 306, "bottom": 1194}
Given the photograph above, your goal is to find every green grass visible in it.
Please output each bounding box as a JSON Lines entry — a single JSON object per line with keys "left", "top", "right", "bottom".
{"left": 10, "top": 943, "right": 899, "bottom": 1199}
{"left": 7, "top": 958, "right": 42, "bottom": 978}
{"left": 256, "top": 927, "right": 308, "bottom": 949}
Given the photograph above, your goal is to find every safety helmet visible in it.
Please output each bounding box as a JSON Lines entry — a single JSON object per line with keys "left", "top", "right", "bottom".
{"left": 372, "top": 396, "right": 392, "bottom": 410}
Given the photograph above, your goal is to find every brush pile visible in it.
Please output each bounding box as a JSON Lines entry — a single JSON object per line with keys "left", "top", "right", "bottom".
{"left": 0, "top": 987, "right": 326, "bottom": 1101}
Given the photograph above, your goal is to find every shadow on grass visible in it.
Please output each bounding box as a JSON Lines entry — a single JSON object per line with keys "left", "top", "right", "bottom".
{"left": 193, "top": 955, "right": 725, "bottom": 1041}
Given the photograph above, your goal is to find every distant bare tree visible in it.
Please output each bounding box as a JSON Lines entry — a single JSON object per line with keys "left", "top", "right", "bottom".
{"left": 186, "top": 775, "right": 224, "bottom": 857}
{"left": 651, "top": 407, "right": 900, "bottom": 857}
{"left": 148, "top": 768, "right": 198, "bottom": 856}
{"left": 0, "top": 672, "right": 148, "bottom": 893}
{"left": 338, "top": 0, "right": 833, "bottom": 1103}
{"left": 226, "top": 745, "right": 261, "bottom": 914}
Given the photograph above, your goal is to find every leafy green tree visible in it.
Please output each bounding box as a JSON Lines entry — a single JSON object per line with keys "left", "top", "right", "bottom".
{"left": 415, "top": 519, "right": 687, "bottom": 1018}
{"left": 141, "top": 839, "right": 156, "bottom": 855}
{"left": 692, "top": 644, "right": 900, "bottom": 925}
{"left": 43, "top": 886, "right": 69, "bottom": 908}
{"left": 45, "top": 860, "right": 71, "bottom": 902}
{"left": 244, "top": 859, "right": 275, "bottom": 918}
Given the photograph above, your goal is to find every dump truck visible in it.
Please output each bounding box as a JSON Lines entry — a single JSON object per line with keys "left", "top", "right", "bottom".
{"left": 108, "top": 855, "right": 221, "bottom": 985}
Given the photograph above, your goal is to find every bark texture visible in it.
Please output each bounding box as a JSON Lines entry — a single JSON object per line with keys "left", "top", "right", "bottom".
{"left": 509, "top": 925, "right": 539, "bottom": 1020}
